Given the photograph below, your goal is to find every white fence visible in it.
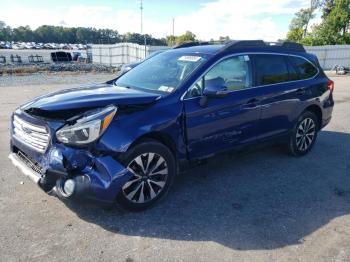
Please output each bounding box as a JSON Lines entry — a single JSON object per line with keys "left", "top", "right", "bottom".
{"left": 305, "top": 45, "right": 350, "bottom": 70}
{"left": 91, "top": 43, "right": 169, "bottom": 67}
{"left": 92, "top": 43, "right": 350, "bottom": 70}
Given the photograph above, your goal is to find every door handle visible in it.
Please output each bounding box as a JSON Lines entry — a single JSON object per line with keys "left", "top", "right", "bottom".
{"left": 246, "top": 98, "right": 260, "bottom": 104}
{"left": 296, "top": 88, "right": 306, "bottom": 95}
{"left": 241, "top": 98, "right": 260, "bottom": 109}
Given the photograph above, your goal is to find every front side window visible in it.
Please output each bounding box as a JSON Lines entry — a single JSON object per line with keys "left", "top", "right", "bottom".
{"left": 115, "top": 52, "right": 208, "bottom": 93}
{"left": 288, "top": 56, "right": 318, "bottom": 79}
{"left": 255, "top": 55, "right": 289, "bottom": 85}
{"left": 186, "top": 55, "right": 252, "bottom": 98}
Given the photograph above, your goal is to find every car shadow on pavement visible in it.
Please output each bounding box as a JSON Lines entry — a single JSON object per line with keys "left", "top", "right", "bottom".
{"left": 63, "top": 130, "right": 350, "bottom": 250}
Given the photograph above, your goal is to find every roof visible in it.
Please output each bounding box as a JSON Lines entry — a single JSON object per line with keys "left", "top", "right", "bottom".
{"left": 167, "top": 40, "right": 306, "bottom": 56}
{"left": 169, "top": 45, "right": 224, "bottom": 55}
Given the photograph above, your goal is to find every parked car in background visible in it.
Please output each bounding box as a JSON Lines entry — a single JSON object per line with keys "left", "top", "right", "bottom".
{"left": 0, "top": 41, "right": 88, "bottom": 50}
{"left": 9, "top": 40, "right": 334, "bottom": 211}
{"left": 332, "top": 65, "right": 350, "bottom": 75}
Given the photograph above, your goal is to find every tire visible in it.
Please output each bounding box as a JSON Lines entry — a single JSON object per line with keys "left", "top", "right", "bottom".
{"left": 116, "top": 140, "right": 176, "bottom": 211}
{"left": 287, "top": 111, "right": 319, "bottom": 156}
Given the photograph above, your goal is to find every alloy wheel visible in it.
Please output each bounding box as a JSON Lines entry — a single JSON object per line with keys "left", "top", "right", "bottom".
{"left": 296, "top": 118, "right": 316, "bottom": 151}
{"left": 122, "top": 153, "right": 168, "bottom": 204}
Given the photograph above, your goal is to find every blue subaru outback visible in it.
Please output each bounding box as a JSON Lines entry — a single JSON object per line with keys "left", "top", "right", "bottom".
{"left": 9, "top": 41, "right": 334, "bottom": 211}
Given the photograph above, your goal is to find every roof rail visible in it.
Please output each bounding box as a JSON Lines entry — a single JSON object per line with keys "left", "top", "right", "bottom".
{"left": 173, "top": 41, "right": 211, "bottom": 49}
{"left": 220, "top": 40, "right": 305, "bottom": 53}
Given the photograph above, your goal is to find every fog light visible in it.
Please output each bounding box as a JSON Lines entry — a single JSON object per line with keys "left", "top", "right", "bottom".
{"left": 63, "top": 179, "right": 76, "bottom": 197}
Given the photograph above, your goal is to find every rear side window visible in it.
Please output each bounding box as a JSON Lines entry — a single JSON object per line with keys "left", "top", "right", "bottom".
{"left": 254, "top": 55, "right": 289, "bottom": 85}
{"left": 288, "top": 56, "right": 318, "bottom": 79}
{"left": 286, "top": 58, "right": 300, "bottom": 81}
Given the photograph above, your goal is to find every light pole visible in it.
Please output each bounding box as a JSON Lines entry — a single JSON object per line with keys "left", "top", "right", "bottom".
{"left": 140, "top": 0, "right": 147, "bottom": 58}
{"left": 172, "top": 18, "right": 175, "bottom": 46}
{"left": 140, "top": 0, "right": 143, "bottom": 34}
{"left": 310, "top": 0, "right": 318, "bottom": 10}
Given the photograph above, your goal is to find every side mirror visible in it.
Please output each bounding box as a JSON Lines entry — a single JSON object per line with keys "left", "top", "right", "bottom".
{"left": 202, "top": 84, "right": 229, "bottom": 98}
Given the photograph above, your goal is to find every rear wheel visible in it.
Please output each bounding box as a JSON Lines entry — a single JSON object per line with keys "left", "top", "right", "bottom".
{"left": 287, "top": 111, "right": 318, "bottom": 156}
{"left": 116, "top": 140, "right": 176, "bottom": 211}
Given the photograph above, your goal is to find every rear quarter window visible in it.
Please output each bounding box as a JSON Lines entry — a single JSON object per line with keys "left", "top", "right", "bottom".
{"left": 288, "top": 56, "right": 318, "bottom": 79}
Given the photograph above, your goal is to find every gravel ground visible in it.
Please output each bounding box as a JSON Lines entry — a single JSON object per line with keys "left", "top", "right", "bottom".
{"left": 0, "top": 73, "right": 350, "bottom": 262}
{"left": 0, "top": 72, "right": 116, "bottom": 87}
{"left": 0, "top": 64, "right": 118, "bottom": 76}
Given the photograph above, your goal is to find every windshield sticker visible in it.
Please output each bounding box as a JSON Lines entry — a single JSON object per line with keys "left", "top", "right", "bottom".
{"left": 178, "top": 56, "right": 202, "bottom": 62}
{"left": 159, "top": 86, "right": 174, "bottom": 92}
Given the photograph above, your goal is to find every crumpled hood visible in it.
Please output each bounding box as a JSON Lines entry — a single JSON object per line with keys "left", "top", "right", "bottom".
{"left": 21, "top": 83, "right": 161, "bottom": 112}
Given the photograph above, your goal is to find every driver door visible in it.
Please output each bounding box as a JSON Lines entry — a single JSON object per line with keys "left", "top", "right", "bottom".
{"left": 183, "top": 55, "right": 262, "bottom": 159}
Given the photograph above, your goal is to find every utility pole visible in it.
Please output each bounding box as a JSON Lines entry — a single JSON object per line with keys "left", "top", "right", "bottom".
{"left": 172, "top": 18, "right": 175, "bottom": 46}
{"left": 140, "top": 0, "right": 143, "bottom": 34}
{"left": 310, "top": 0, "right": 318, "bottom": 10}
{"left": 140, "top": 0, "right": 147, "bottom": 58}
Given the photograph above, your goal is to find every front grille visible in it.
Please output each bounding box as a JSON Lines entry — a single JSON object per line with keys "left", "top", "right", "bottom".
{"left": 17, "top": 150, "right": 44, "bottom": 174}
{"left": 13, "top": 115, "right": 50, "bottom": 153}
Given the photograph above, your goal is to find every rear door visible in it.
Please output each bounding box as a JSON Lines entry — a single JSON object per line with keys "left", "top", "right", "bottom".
{"left": 252, "top": 54, "right": 314, "bottom": 140}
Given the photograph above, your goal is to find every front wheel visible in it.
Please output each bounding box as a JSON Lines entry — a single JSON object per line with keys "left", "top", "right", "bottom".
{"left": 287, "top": 111, "right": 319, "bottom": 156}
{"left": 116, "top": 140, "right": 176, "bottom": 211}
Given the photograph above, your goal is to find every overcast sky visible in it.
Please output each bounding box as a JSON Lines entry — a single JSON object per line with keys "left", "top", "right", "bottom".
{"left": 0, "top": 0, "right": 315, "bottom": 41}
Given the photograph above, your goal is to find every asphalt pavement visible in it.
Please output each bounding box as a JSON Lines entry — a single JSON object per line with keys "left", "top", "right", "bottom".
{"left": 0, "top": 73, "right": 350, "bottom": 262}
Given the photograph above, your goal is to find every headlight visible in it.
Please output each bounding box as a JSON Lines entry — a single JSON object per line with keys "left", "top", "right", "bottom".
{"left": 56, "top": 105, "right": 117, "bottom": 145}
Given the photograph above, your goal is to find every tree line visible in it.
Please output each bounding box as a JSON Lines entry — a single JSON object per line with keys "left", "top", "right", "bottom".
{"left": 0, "top": 21, "right": 232, "bottom": 47}
{"left": 287, "top": 0, "right": 350, "bottom": 45}
{"left": 0, "top": 22, "right": 168, "bottom": 45}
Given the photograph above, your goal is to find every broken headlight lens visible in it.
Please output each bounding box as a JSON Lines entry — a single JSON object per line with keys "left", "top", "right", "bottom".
{"left": 56, "top": 105, "right": 117, "bottom": 145}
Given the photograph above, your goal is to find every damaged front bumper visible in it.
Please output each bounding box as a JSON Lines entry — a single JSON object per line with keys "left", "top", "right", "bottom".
{"left": 10, "top": 136, "right": 133, "bottom": 205}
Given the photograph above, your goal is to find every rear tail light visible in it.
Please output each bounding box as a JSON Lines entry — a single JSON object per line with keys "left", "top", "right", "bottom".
{"left": 327, "top": 80, "right": 334, "bottom": 92}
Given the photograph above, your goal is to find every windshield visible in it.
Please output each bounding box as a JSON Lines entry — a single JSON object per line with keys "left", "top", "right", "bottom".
{"left": 115, "top": 51, "right": 208, "bottom": 93}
